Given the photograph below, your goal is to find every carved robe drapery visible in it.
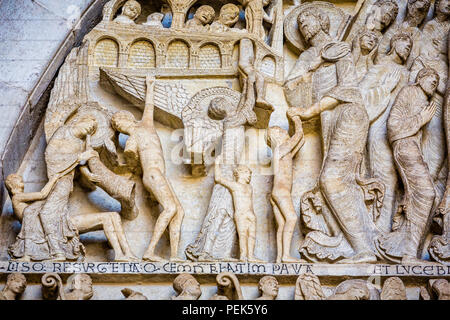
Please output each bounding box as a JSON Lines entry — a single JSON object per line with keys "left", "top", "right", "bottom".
{"left": 376, "top": 85, "right": 436, "bottom": 263}
{"left": 298, "top": 42, "right": 382, "bottom": 262}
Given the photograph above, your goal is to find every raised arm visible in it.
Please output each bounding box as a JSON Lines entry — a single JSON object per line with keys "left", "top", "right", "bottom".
{"left": 285, "top": 116, "right": 305, "bottom": 158}
{"left": 214, "top": 157, "right": 238, "bottom": 190}
{"left": 141, "top": 76, "right": 156, "bottom": 126}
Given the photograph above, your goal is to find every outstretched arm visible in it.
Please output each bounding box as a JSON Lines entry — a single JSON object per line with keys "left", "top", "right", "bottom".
{"left": 142, "top": 76, "right": 156, "bottom": 126}
{"left": 289, "top": 96, "right": 339, "bottom": 121}
{"left": 286, "top": 116, "right": 305, "bottom": 158}
{"left": 214, "top": 157, "right": 238, "bottom": 190}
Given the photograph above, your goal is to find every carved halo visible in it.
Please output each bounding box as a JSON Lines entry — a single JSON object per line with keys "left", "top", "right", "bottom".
{"left": 284, "top": 1, "right": 351, "bottom": 54}
{"left": 181, "top": 87, "right": 241, "bottom": 155}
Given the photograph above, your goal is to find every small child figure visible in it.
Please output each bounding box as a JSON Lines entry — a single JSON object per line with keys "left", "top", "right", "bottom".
{"left": 215, "top": 158, "right": 263, "bottom": 262}
{"left": 266, "top": 111, "right": 304, "bottom": 263}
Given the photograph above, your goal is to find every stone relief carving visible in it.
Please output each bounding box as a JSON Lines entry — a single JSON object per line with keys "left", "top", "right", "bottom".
{"left": 121, "top": 288, "right": 148, "bottom": 300}
{"left": 0, "top": 273, "right": 27, "bottom": 300}
{"left": 172, "top": 273, "right": 202, "bottom": 300}
{"left": 41, "top": 273, "right": 93, "bottom": 300}
{"left": 2, "top": 0, "right": 450, "bottom": 300}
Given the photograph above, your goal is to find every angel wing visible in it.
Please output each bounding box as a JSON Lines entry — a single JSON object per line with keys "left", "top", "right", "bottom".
{"left": 216, "top": 272, "right": 244, "bottom": 300}
{"left": 44, "top": 40, "right": 89, "bottom": 142}
{"left": 294, "top": 273, "right": 326, "bottom": 300}
{"left": 99, "top": 68, "right": 186, "bottom": 128}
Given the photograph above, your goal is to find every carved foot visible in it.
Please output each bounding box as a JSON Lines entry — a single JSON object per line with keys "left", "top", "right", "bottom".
{"left": 142, "top": 253, "right": 165, "bottom": 262}
{"left": 337, "top": 252, "right": 377, "bottom": 264}
{"left": 13, "top": 256, "right": 31, "bottom": 262}
{"left": 248, "top": 257, "right": 265, "bottom": 263}
{"left": 170, "top": 257, "right": 186, "bottom": 263}
{"left": 281, "top": 256, "right": 304, "bottom": 263}
{"left": 401, "top": 256, "right": 440, "bottom": 265}
{"left": 50, "top": 254, "right": 66, "bottom": 262}
{"left": 115, "top": 255, "right": 141, "bottom": 262}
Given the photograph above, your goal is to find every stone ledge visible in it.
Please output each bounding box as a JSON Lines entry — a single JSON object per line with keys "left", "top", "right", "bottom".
{"left": 1, "top": 261, "right": 450, "bottom": 278}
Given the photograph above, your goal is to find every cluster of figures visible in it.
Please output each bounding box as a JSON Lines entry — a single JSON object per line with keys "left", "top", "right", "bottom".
{"left": 1, "top": 271, "right": 449, "bottom": 300}
{"left": 280, "top": 0, "right": 450, "bottom": 266}
{"left": 113, "top": 0, "right": 277, "bottom": 41}
{"left": 3, "top": 0, "right": 450, "bottom": 270}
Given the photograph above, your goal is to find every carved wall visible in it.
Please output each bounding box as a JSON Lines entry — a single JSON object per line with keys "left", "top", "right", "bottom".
{"left": 1, "top": 0, "right": 450, "bottom": 300}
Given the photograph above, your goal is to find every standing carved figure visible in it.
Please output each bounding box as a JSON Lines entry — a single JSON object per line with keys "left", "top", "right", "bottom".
{"left": 266, "top": 113, "right": 304, "bottom": 263}
{"left": 286, "top": 6, "right": 382, "bottom": 264}
{"left": 240, "top": 0, "right": 273, "bottom": 40}
{"left": 375, "top": 67, "right": 440, "bottom": 264}
{"left": 111, "top": 78, "right": 185, "bottom": 262}
{"left": 215, "top": 158, "right": 262, "bottom": 263}
{"left": 0, "top": 273, "right": 27, "bottom": 300}
{"left": 360, "top": 33, "right": 412, "bottom": 232}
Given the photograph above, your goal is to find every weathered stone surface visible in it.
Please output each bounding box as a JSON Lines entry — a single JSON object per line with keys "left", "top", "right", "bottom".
{"left": 1, "top": 0, "right": 450, "bottom": 300}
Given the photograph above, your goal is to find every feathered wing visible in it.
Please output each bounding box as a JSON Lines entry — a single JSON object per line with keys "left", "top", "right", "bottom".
{"left": 294, "top": 273, "right": 326, "bottom": 300}
{"left": 44, "top": 40, "right": 89, "bottom": 142}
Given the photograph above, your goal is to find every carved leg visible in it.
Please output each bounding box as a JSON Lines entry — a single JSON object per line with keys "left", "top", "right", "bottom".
{"left": 167, "top": 181, "right": 185, "bottom": 262}
{"left": 247, "top": 214, "right": 263, "bottom": 263}
{"left": 235, "top": 215, "right": 248, "bottom": 262}
{"left": 142, "top": 168, "right": 178, "bottom": 262}
{"left": 272, "top": 192, "right": 301, "bottom": 263}
{"left": 270, "top": 198, "right": 284, "bottom": 263}
{"left": 71, "top": 212, "right": 138, "bottom": 262}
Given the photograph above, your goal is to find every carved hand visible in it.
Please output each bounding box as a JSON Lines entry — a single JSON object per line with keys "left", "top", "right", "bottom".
{"left": 79, "top": 149, "right": 99, "bottom": 163}
{"left": 421, "top": 100, "right": 438, "bottom": 125}
{"left": 382, "top": 68, "right": 401, "bottom": 93}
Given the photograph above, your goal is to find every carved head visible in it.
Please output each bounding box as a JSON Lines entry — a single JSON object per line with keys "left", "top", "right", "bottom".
{"left": 122, "top": 0, "right": 142, "bottom": 21}
{"left": 4, "top": 273, "right": 27, "bottom": 295}
{"left": 258, "top": 276, "right": 279, "bottom": 299}
{"left": 416, "top": 67, "right": 439, "bottom": 97}
{"left": 367, "top": 0, "right": 398, "bottom": 32}
{"left": 297, "top": 7, "right": 330, "bottom": 43}
{"left": 208, "top": 97, "right": 229, "bottom": 120}
{"left": 389, "top": 32, "right": 413, "bottom": 62}
{"left": 407, "top": 0, "right": 431, "bottom": 25}
{"left": 436, "top": 0, "right": 450, "bottom": 16}
{"left": 111, "top": 110, "right": 137, "bottom": 135}
{"left": 233, "top": 165, "right": 252, "bottom": 184}
{"left": 219, "top": 4, "right": 240, "bottom": 27}
{"left": 195, "top": 5, "right": 215, "bottom": 25}
{"left": 329, "top": 280, "right": 370, "bottom": 300}
{"left": 72, "top": 114, "right": 98, "bottom": 138}
{"left": 67, "top": 274, "right": 93, "bottom": 300}
{"left": 147, "top": 12, "right": 164, "bottom": 23}
{"left": 173, "top": 273, "right": 202, "bottom": 299}
{"left": 432, "top": 279, "right": 450, "bottom": 300}
{"left": 359, "top": 30, "right": 379, "bottom": 52}
{"left": 266, "top": 126, "right": 289, "bottom": 148}
{"left": 380, "top": 277, "right": 406, "bottom": 300}
{"left": 5, "top": 173, "right": 25, "bottom": 196}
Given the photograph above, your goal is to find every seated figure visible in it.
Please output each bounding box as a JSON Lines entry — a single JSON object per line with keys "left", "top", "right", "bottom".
{"left": 114, "top": 0, "right": 141, "bottom": 24}
{"left": 143, "top": 12, "right": 164, "bottom": 28}
{"left": 5, "top": 173, "right": 138, "bottom": 262}
{"left": 210, "top": 4, "right": 241, "bottom": 32}
{"left": 185, "top": 5, "right": 215, "bottom": 31}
